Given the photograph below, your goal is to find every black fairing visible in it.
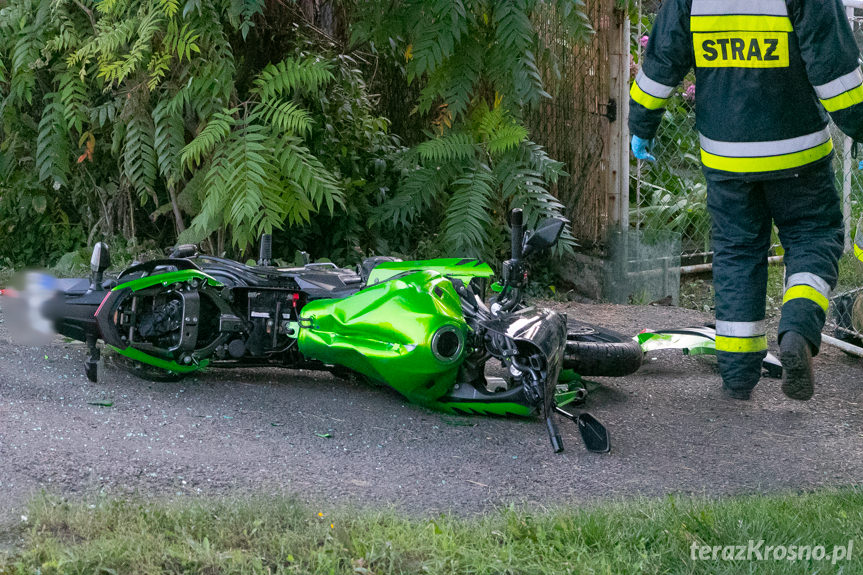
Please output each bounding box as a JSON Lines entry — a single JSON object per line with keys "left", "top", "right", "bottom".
{"left": 482, "top": 307, "right": 568, "bottom": 362}
{"left": 188, "top": 256, "right": 364, "bottom": 299}
{"left": 42, "top": 288, "right": 105, "bottom": 342}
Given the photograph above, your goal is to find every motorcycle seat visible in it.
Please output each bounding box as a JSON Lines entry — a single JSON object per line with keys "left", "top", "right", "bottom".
{"left": 56, "top": 278, "right": 92, "bottom": 296}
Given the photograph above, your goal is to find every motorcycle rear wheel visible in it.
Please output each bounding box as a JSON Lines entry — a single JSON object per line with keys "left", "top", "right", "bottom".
{"left": 564, "top": 319, "right": 643, "bottom": 376}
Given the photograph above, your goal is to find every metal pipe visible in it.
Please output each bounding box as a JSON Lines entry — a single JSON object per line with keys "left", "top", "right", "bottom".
{"left": 844, "top": 138, "right": 854, "bottom": 254}
{"left": 844, "top": 3, "right": 856, "bottom": 253}
{"left": 822, "top": 333, "right": 863, "bottom": 357}
{"left": 680, "top": 255, "right": 784, "bottom": 275}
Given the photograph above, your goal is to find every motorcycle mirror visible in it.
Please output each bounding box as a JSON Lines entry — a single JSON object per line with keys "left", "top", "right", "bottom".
{"left": 89, "top": 242, "right": 111, "bottom": 291}
{"left": 522, "top": 217, "right": 566, "bottom": 257}
{"left": 90, "top": 242, "right": 111, "bottom": 273}
{"left": 577, "top": 413, "right": 610, "bottom": 453}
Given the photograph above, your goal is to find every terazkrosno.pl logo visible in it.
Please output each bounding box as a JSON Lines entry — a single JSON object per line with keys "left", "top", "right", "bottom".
{"left": 690, "top": 540, "right": 853, "bottom": 565}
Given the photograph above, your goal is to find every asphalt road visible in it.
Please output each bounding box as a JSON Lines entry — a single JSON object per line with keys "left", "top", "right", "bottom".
{"left": 1, "top": 302, "right": 862, "bottom": 524}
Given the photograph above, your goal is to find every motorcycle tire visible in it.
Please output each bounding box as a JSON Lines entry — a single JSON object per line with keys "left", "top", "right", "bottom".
{"left": 564, "top": 318, "right": 643, "bottom": 376}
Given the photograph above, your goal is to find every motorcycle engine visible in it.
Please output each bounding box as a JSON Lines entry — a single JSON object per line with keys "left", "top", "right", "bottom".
{"left": 136, "top": 297, "right": 183, "bottom": 347}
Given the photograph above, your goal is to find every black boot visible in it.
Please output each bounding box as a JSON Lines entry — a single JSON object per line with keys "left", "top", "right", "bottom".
{"left": 721, "top": 386, "right": 752, "bottom": 400}
{"left": 717, "top": 350, "right": 764, "bottom": 401}
{"left": 780, "top": 331, "right": 814, "bottom": 401}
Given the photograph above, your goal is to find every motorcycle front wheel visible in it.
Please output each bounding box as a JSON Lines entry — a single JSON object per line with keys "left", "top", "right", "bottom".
{"left": 564, "top": 319, "right": 643, "bottom": 377}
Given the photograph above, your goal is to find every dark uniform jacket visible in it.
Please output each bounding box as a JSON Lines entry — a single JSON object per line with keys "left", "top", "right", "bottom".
{"left": 630, "top": 0, "right": 863, "bottom": 175}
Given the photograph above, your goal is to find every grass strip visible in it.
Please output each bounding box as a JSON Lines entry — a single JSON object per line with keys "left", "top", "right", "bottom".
{"left": 2, "top": 489, "right": 862, "bottom": 574}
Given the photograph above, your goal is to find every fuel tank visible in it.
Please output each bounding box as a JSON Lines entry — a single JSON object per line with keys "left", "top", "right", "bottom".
{"left": 297, "top": 270, "right": 467, "bottom": 405}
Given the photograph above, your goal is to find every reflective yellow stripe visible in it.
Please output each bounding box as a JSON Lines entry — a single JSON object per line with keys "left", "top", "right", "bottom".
{"left": 690, "top": 15, "right": 793, "bottom": 32}
{"left": 715, "top": 335, "right": 768, "bottom": 353}
{"left": 820, "top": 85, "right": 863, "bottom": 112}
{"left": 630, "top": 82, "right": 668, "bottom": 110}
{"left": 700, "top": 139, "right": 833, "bottom": 173}
{"left": 854, "top": 243, "right": 863, "bottom": 263}
{"left": 783, "top": 285, "right": 829, "bottom": 313}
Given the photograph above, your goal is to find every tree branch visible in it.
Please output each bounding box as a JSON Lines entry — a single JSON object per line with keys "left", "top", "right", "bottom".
{"left": 72, "top": 0, "right": 97, "bottom": 31}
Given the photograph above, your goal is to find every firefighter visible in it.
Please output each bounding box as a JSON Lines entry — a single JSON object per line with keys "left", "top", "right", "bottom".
{"left": 630, "top": 0, "right": 863, "bottom": 400}
{"left": 856, "top": 217, "right": 863, "bottom": 263}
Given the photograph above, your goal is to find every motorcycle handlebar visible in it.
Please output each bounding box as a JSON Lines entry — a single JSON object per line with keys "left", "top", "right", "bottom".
{"left": 511, "top": 209, "right": 524, "bottom": 262}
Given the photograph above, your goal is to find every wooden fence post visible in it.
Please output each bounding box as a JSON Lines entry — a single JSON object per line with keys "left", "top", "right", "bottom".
{"left": 607, "top": 4, "right": 630, "bottom": 235}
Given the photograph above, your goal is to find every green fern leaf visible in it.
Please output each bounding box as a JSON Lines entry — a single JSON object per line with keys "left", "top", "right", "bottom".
{"left": 275, "top": 137, "right": 344, "bottom": 215}
{"left": 230, "top": 0, "right": 266, "bottom": 40}
{"left": 415, "top": 132, "right": 475, "bottom": 164}
{"left": 10, "top": 12, "right": 44, "bottom": 104}
{"left": 166, "top": 22, "right": 201, "bottom": 63}
{"left": 476, "top": 107, "right": 528, "bottom": 154}
{"left": 91, "top": 99, "right": 121, "bottom": 128}
{"left": 520, "top": 140, "right": 566, "bottom": 184}
{"left": 494, "top": 0, "right": 533, "bottom": 54}
{"left": 252, "top": 57, "right": 334, "bottom": 102}
{"left": 198, "top": 125, "right": 284, "bottom": 247}
{"left": 123, "top": 111, "right": 158, "bottom": 200}
{"left": 442, "top": 164, "right": 496, "bottom": 257}
{"left": 181, "top": 108, "right": 237, "bottom": 169}
{"left": 36, "top": 93, "right": 71, "bottom": 187}
{"left": 159, "top": 0, "right": 180, "bottom": 18}
{"left": 252, "top": 100, "right": 313, "bottom": 136}
{"left": 408, "top": 0, "right": 468, "bottom": 79}
{"left": 153, "top": 100, "right": 185, "bottom": 182}
{"left": 418, "top": 35, "right": 482, "bottom": 118}
{"left": 59, "top": 72, "right": 88, "bottom": 134}
{"left": 95, "top": 0, "right": 127, "bottom": 17}
{"left": 378, "top": 163, "right": 455, "bottom": 227}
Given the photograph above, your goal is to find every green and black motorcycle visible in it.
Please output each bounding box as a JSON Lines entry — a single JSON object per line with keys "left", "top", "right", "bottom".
{"left": 33, "top": 210, "right": 645, "bottom": 453}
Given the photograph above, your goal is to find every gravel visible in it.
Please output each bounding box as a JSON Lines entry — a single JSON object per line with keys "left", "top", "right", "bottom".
{"left": 1, "top": 301, "right": 862, "bottom": 524}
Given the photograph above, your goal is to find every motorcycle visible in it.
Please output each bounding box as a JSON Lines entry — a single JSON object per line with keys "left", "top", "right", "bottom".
{"left": 19, "top": 209, "right": 646, "bottom": 454}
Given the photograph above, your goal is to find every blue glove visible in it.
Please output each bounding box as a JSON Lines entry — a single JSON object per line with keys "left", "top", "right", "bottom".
{"left": 631, "top": 135, "right": 656, "bottom": 162}
{"left": 858, "top": 160, "right": 863, "bottom": 171}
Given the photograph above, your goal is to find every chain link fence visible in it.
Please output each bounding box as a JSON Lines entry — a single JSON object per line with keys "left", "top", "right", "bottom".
{"left": 630, "top": 0, "right": 863, "bottom": 338}
{"left": 630, "top": 1, "right": 863, "bottom": 273}
{"left": 828, "top": 8, "right": 863, "bottom": 351}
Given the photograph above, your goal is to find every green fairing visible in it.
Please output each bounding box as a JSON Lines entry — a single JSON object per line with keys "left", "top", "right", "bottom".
{"left": 110, "top": 270, "right": 220, "bottom": 374}
{"left": 110, "top": 345, "right": 209, "bottom": 373}
{"left": 637, "top": 332, "right": 716, "bottom": 356}
{"left": 367, "top": 258, "right": 494, "bottom": 285}
{"left": 437, "top": 402, "right": 534, "bottom": 417}
{"left": 554, "top": 390, "right": 582, "bottom": 408}
{"left": 114, "top": 270, "right": 222, "bottom": 292}
{"left": 298, "top": 270, "right": 467, "bottom": 406}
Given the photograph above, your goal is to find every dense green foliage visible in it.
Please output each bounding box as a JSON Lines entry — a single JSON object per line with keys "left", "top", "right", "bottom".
{"left": 0, "top": 0, "right": 590, "bottom": 267}
{"left": 5, "top": 490, "right": 863, "bottom": 573}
